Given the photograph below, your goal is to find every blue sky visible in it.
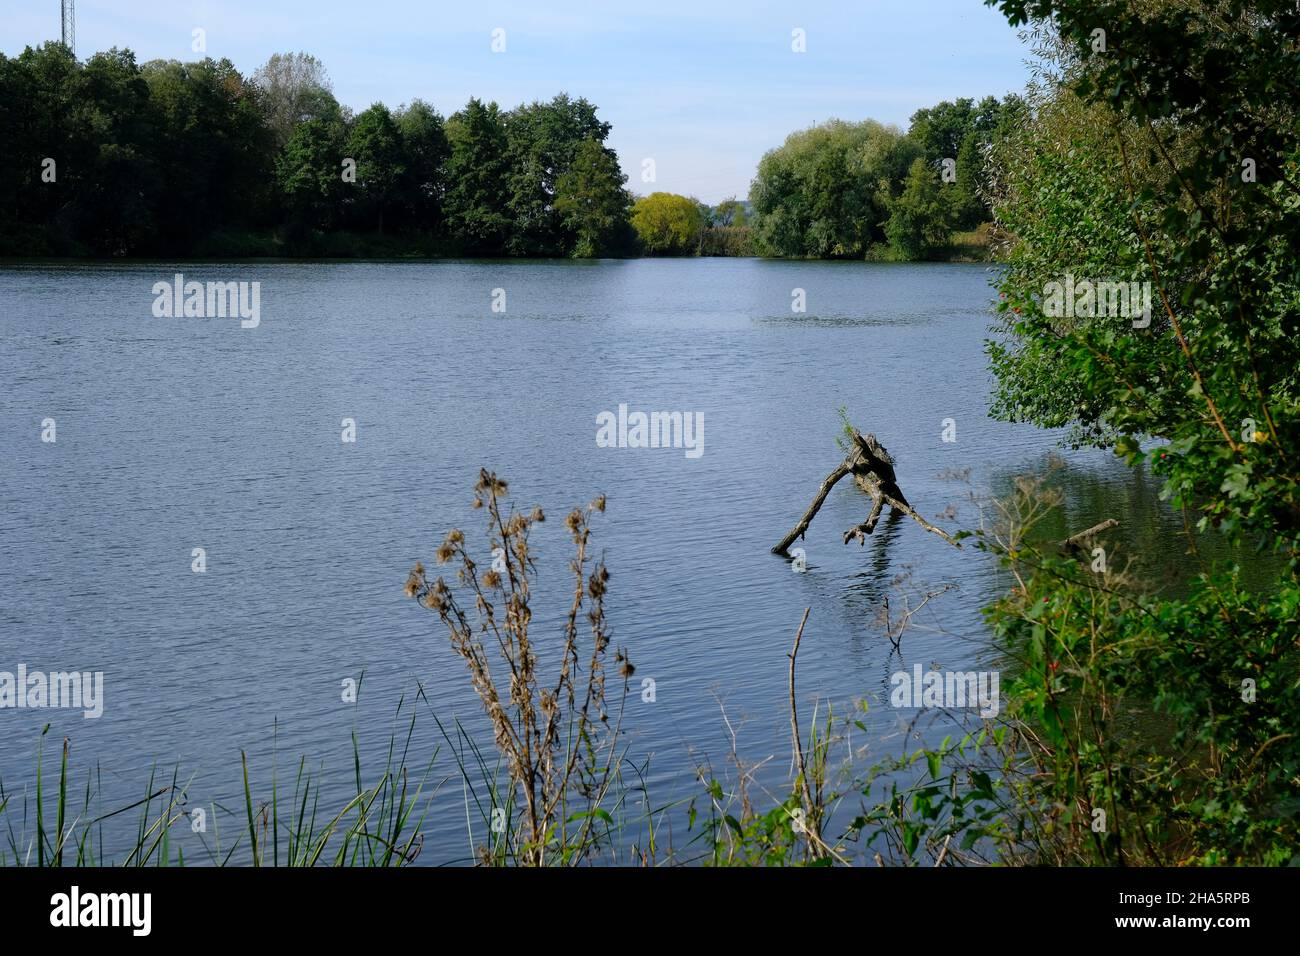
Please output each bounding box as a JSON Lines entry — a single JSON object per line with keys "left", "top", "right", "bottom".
{"left": 3, "top": 1, "right": 1034, "bottom": 202}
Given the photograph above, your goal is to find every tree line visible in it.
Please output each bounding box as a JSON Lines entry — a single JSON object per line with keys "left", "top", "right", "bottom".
{"left": 0, "top": 46, "right": 639, "bottom": 257}
{"left": 0, "top": 42, "right": 1018, "bottom": 260}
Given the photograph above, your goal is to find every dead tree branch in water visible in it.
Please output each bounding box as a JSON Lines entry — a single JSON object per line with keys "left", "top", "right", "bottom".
{"left": 773, "top": 429, "right": 960, "bottom": 556}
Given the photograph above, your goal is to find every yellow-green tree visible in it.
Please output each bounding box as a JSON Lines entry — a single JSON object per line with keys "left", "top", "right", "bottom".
{"left": 630, "top": 192, "right": 703, "bottom": 255}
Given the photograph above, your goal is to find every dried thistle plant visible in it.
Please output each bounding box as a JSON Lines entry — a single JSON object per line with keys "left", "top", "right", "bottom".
{"left": 404, "top": 470, "right": 631, "bottom": 865}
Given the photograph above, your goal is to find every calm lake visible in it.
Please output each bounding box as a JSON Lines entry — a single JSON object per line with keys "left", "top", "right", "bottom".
{"left": 0, "top": 258, "right": 1186, "bottom": 863}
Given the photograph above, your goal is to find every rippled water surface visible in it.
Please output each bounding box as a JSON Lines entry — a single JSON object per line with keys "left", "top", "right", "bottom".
{"left": 0, "top": 258, "right": 1178, "bottom": 862}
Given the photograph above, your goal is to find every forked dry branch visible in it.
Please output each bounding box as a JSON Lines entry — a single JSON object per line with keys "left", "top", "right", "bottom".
{"left": 772, "top": 429, "right": 959, "bottom": 556}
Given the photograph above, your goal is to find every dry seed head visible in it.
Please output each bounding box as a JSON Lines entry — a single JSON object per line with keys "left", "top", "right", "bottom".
{"left": 475, "top": 470, "right": 508, "bottom": 496}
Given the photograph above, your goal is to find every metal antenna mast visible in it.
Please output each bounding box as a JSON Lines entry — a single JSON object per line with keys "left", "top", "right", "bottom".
{"left": 60, "top": 0, "right": 75, "bottom": 57}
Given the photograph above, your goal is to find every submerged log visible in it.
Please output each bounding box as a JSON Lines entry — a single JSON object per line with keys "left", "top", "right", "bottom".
{"left": 1060, "top": 519, "right": 1119, "bottom": 554}
{"left": 772, "top": 430, "right": 958, "bottom": 556}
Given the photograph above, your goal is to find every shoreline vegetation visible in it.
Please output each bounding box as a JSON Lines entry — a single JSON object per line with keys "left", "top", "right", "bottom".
{"left": 0, "top": 45, "right": 1014, "bottom": 263}
{"left": 0, "top": 470, "right": 1030, "bottom": 867}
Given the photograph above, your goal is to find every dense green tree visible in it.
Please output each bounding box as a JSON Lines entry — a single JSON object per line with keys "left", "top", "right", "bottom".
{"left": 749, "top": 119, "right": 916, "bottom": 257}
{"left": 503, "top": 94, "right": 612, "bottom": 255}
{"left": 0, "top": 43, "right": 85, "bottom": 252}
{"left": 444, "top": 98, "right": 511, "bottom": 254}
{"left": 907, "top": 94, "right": 1026, "bottom": 229}
{"left": 744, "top": 97, "right": 1024, "bottom": 259}
{"left": 0, "top": 42, "right": 1027, "bottom": 262}
{"left": 276, "top": 116, "right": 347, "bottom": 231}
{"left": 946, "top": 132, "right": 985, "bottom": 228}
{"left": 142, "top": 57, "right": 273, "bottom": 250}
{"left": 907, "top": 97, "right": 979, "bottom": 163}
{"left": 553, "top": 139, "right": 633, "bottom": 257}
{"left": 988, "top": 0, "right": 1299, "bottom": 534}
{"left": 67, "top": 49, "right": 160, "bottom": 254}
{"left": 1, "top": 45, "right": 279, "bottom": 254}
{"left": 0, "top": 45, "right": 645, "bottom": 258}
{"left": 394, "top": 100, "right": 450, "bottom": 236}
{"left": 884, "top": 158, "right": 952, "bottom": 259}
{"left": 346, "top": 103, "right": 405, "bottom": 233}
{"left": 986, "top": 84, "right": 1159, "bottom": 445}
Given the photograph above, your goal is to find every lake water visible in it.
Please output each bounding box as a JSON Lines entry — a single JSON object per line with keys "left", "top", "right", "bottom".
{"left": 0, "top": 258, "right": 1185, "bottom": 864}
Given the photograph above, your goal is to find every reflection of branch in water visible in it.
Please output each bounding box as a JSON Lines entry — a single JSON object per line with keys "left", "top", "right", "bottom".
{"left": 845, "top": 510, "right": 904, "bottom": 602}
{"left": 877, "top": 579, "right": 958, "bottom": 651}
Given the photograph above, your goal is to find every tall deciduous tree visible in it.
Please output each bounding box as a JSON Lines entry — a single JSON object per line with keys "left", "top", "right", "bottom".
{"left": 346, "top": 103, "right": 405, "bottom": 233}
{"left": 395, "top": 99, "right": 450, "bottom": 237}
{"left": 70, "top": 48, "right": 160, "bottom": 255}
{"left": 749, "top": 119, "right": 915, "bottom": 257}
{"left": 444, "top": 98, "right": 510, "bottom": 255}
{"left": 252, "top": 52, "right": 340, "bottom": 150}
{"left": 713, "top": 197, "right": 747, "bottom": 227}
{"left": 976, "top": 0, "right": 1300, "bottom": 867}
{"left": 885, "top": 158, "right": 951, "bottom": 260}
{"left": 276, "top": 116, "right": 347, "bottom": 231}
{"left": 143, "top": 57, "right": 273, "bottom": 250}
{"left": 504, "top": 94, "right": 612, "bottom": 255}
{"left": 0, "top": 43, "right": 85, "bottom": 253}
{"left": 554, "top": 139, "right": 633, "bottom": 257}
{"left": 907, "top": 94, "right": 1026, "bottom": 229}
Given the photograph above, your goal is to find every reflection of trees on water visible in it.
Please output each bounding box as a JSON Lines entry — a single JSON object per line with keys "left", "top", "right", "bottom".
{"left": 988, "top": 452, "right": 1281, "bottom": 596}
